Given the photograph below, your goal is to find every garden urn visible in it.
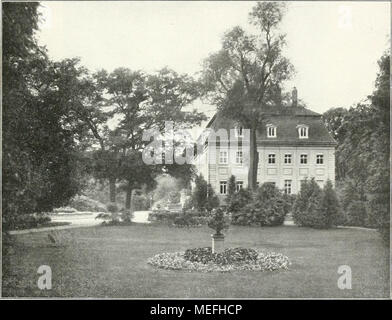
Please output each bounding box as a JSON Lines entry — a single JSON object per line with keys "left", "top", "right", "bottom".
{"left": 211, "top": 233, "right": 225, "bottom": 253}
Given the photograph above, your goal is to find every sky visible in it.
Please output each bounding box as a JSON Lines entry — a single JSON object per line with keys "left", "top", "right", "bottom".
{"left": 37, "top": 1, "right": 390, "bottom": 125}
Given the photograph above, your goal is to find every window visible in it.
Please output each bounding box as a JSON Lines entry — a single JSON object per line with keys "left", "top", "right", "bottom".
{"left": 297, "top": 125, "right": 309, "bottom": 139}
{"left": 300, "top": 154, "right": 307, "bottom": 164}
{"left": 284, "top": 180, "right": 292, "bottom": 194}
{"left": 268, "top": 154, "right": 276, "bottom": 164}
{"left": 316, "top": 154, "right": 324, "bottom": 164}
{"left": 235, "top": 126, "right": 243, "bottom": 138}
{"left": 220, "top": 181, "right": 227, "bottom": 195}
{"left": 236, "top": 181, "right": 243, "bottom": 192}
{"left": 161, "top": 152, "right": 166, "bottom": 163}
{"left": 284, "top": 154, "right": 292, "bottom": 164}
{"left": 267, "top": 124, "right": 277, "bottom": 138}
{"left": 236, "top": 150, "right": 243, "bottom": 165}
{"left": 219, "top": 150, "right": 228, "bottom": 164}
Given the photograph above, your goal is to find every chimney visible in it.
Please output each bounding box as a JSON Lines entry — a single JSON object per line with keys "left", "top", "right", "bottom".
{"left": 292, "top": 87, "right": 298, "bottom": 107}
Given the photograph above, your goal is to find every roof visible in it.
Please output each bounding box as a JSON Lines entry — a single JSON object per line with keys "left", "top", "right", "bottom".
{"left": 203, "top": 106, "right": 337, "bottom": 147}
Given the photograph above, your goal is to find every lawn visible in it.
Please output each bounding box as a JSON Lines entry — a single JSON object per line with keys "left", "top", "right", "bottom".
{"left": 2, "top": 224, "right": 390, "bottom": 298}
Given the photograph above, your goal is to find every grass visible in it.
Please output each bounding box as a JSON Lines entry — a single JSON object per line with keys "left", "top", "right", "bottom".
{"left": 2, "top": 224, "right": 390, "bottom": 298}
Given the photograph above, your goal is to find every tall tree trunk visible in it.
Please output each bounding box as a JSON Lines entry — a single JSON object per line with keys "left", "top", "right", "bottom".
{"left": 109, "top": 177, "right": 116, "bottom": 203}
{"left": 248, "top": 125, "right": 259, "bottom": 191}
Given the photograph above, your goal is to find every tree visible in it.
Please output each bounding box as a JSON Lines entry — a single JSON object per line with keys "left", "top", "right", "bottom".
{"left": 191, "top": 174, "right": 209, "bottom": 211}
{"left": 206, "top": 184, "right": 220, "bottom": 211}
{"left": 319, "top": 180, "right": 341, "bottom": 228}
{"left": 330, "top": 50, "right": 390, "bottom": 240}
{"left": 322, "top": 107, "right": 349, "bottom": 145}
{"left": 201, "top": 2, "right": 293, "bottom": 190}
{"left": 293, "top": 178, "right": 323, "bottom": 228}
{"left": 226, "top": 175, "right": 237, "bottom": 204}
{"left": 364, "top": 51, "right": 390, "bottom": 241}
{"left": 322, "top": 107, "right": 349, "bottom": 180}
{"left": 95, "top": 67, "right": 206, "bottom": 209}
{"left": 2, "top": 3, "right": 89, "bottom": 229}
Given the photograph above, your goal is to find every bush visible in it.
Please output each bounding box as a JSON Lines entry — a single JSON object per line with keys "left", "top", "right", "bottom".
{"left": 206, "top": 184, "right": 220, "bottom": 212}
{"left": 282, "top": 193, "right": 296, "bottom": 215}
{"left": 207, "top": 207, "right": 230, "bottom": 235}
{"left": 344, "top": 200, "right": 368, "bottom": 227}
{"left": 53, "top": 206, "right": 77, "bottom": 214}
{"left": 132, "top": 194, "right": 151, "bottom": 211}
{"left": 226, "top": 175, "right": 236, "bottom": 204}
{"left": 119, "top": 208, "right": 133, "bottom": 222}
{"left": 106, "top": 202, "right": 120, "bottom": 221}
{"left": 293, "top": 178, "right": 341, "bottom": 229}
{"left": 319, "top": 180, "right": 342, "bottom": 227}
{"left": 191, "top": 174, "right": 208, "bottom": 211}
{"left": 231, "top": 183, "right": 286, "bottom": 226}
{"left": 227, "top": 188, "right": 253, "bottom": 214}
{"left": 149, "top": 209, "right": 177, "bottom": 223}
{"left": 173, "top": 215, "right": 199, "bottom": 227}
{"left": 106, "top": 203, "right": 119, "bottom": 213}
{"left": 148, "top": 208, "right": 207, "bottom": 227}
{"left": 9, "top": 213, "right": 51, "bottom": 230}
{"left": 68, "top": 195, "right": 107, "bottom": 212}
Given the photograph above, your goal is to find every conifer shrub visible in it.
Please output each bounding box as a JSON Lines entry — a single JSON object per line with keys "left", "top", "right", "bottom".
{"left": 293, "top": 178, "right": 342, "bottom": 229}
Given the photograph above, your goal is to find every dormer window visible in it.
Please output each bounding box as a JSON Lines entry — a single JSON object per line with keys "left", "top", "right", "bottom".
{"left": 297, "top": 124, "right": 309, "bottom": 139}
{"left": 234, "top": 125, "right": 243, "bottom": 138}
{"left": 266, "top": 124, "right": 277, "bottom": 138}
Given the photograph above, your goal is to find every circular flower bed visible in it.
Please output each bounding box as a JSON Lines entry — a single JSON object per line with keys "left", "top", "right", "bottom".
{"left": 147, "top": 247, "right": 291, "bottom": 272}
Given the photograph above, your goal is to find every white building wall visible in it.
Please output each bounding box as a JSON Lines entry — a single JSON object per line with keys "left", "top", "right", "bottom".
{"left": 206, "top": 145, "right": 335, "bottom": 198}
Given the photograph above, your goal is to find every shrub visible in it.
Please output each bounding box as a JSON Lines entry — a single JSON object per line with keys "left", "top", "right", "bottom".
{"left": 173, "top": 215, "right": 199, "bottom": 227}
{"left": 226, "top": 175, "right": 236, "bottom": 204}
{"left": 319, "top": 180, "right": 342, "bottom": 227}
{"left": 207, "top": 207, "right": 230, "bottom": 235}
{"left": 231, "top": 183, "right": 286, "bottom": 226}
{"left": 293, "top": 178, "right": 325, "bottom": 228}
{"left": 191, "top": 174, "right": 208, "bottom": 211}
{"left": 10, "top": 213, "right": 51, "bottom": 230}
{"left": 106, "top": 202, "right": 119, "bottom": 221}
{"left": 119, "top": 208, "right": 133, "bottom": 222}
{"left": 344, "top": 200, "right": 368, "bottom": 227}
{"left": 148, "top": 209, "right": 178, "bottom": 223}
{"left": 206, "top": 184, "right": 220, "bottom": 212}
{"left": 132, "top": 194, "right": 151, "bottom": 211}
{"left": 106, "top": 203, "right": 119, "bottom": 213}
{"left": 282, "top": 193, "right": 296, "bottom": 216}
{"left": 53, "top": 206, "right": 77, "bottom": 214}
{"left": 68, "top": 195, "right": 107, "bottom": 212}
{"left": 227, "top": 188, "right": 253, "bottom": 214}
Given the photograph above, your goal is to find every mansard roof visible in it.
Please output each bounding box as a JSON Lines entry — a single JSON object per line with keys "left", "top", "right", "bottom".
{"left": 205, "top": 106, "right": 337, "bottom": 147}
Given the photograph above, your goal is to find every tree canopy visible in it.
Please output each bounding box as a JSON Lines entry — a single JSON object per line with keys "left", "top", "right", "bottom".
{"left": 200, "top": 2, "right": 293, "bottom": 189}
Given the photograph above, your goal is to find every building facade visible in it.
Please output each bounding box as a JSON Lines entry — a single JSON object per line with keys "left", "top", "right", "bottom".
{"left": 193, "top": 94, "right": 337, "bottom": 201}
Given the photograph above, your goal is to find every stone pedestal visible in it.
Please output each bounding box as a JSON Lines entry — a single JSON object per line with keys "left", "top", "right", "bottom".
{"left": 211, "top": 233, "right": 225, "bottom": 253}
